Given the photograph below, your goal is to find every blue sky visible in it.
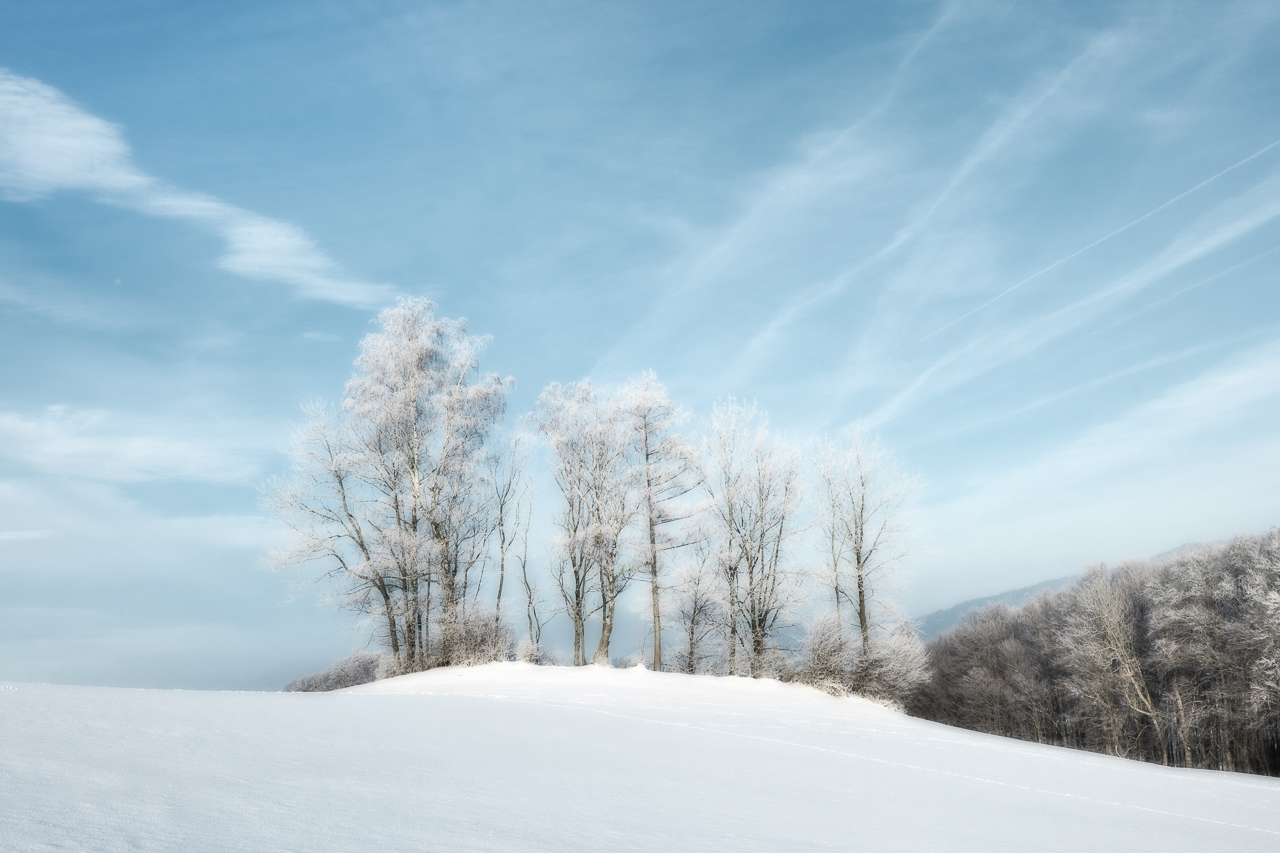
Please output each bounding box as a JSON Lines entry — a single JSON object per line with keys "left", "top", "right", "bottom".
{"left": 2, "top": 0, "right": 1279, "bottom": 688}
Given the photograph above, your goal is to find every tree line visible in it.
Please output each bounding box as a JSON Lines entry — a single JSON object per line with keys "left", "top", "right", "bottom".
{"left": 268, "top": 299, "right": 922, "bottom": 696}
{"left": 908, "top": 529, "right": 1280, "bottom": 776}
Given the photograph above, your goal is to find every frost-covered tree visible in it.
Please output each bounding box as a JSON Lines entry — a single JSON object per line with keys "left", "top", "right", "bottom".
{"left": 622, "top": 371, "right": 703, "bottom": 671}
{"left": 488, "top": 432, "right": 531, "bottom": 627}
{"left": 669, "top": 546, "right": 724, "bottom": 675}
{"left": 798, "top": 615, "right": 851, "bottom": 695}
{"left": 515, "top": 496, "right": 548, "bottom": 656}
{"left": 911, "top": 599, "right": 1065, "bottom": 742}
{"left": 535, "top": 380, "right": 640, "bottom": 665}
{"left": 266, "top": 299, "right": 511, "bottom": 673}
{"left": 535, "top": 382, "right": 595, "bottom": 664}
{"left": 704, "top": 399, "right": 803, "bottom": 676}
{"left": 852, "top": 621, "right": 929, "bottom": 705}
{"left": 1058, "top": 565, "right": 1161, "bottom": 759}
{"left": 814, "top": 431, "right": 914, "bottom": 656}
{"left": 1148, "top": 536, "right": 1279, "bottom": 771}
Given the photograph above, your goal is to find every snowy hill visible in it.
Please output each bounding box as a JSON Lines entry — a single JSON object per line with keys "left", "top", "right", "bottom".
{"left": 3, "top": 663, "right": 1278, "bottom": 851}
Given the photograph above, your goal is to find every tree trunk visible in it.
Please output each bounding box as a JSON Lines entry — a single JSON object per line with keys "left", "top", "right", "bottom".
{"left": 376, "top": 581, "right": 401, "bottom": 670}
{"left": 856, "top": 565, "right": 870, "bottom": 653}
{"left": 727, "top": 572, "right": 739, "bottom": 676}
{"left": 408, "top": 575, "right": 421, "bottom": 671}
{"left": 686, "top": 616, "right": 697, "bottom": 674}
{"left": 574, "top": 557, "right": 587, "bottom": 665}
{"left": 439, "top": 556, "right": 458, "bottom": 667}
{"left": 423, "top": 576, "right": 432, "bottom": 664}
{"left": 649, "top": 507, "right": 661, "bottom": 671}
{"left": 495, "top": 547, "right": 505, "bottom": 626}
{"left": 751, "top": 622, "right": 767, "bottom": 677}
{"left": 593, "top": 566, "right": 617, "bottom": 665}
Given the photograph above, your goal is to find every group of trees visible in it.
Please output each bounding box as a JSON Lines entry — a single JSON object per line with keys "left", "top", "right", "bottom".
{"left": 533, "top": 374, "right": 702, "bottom": 668}
{"left": 268, "top": 299, "right": 921, "bottom": 691}
{"left": 269, "top": 299, "right": 1280, "bottom": 778}
{"left": 909, "top": 529, "right": 1280, "bottom": 776}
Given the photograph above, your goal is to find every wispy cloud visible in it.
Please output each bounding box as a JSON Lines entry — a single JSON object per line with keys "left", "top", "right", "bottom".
{"left": 0, "top": 406, "right": 264, "bottom": 483}
{"left": 919, "top": 330, "right": 1270, "bottom": 442}
{"left": 0, "top": 529, "right": 54, "bottom": 541}
{"left": 594, "top": 10, "right": 1142, "bottom": 396}
{"left": 946, "top": 336, "right": 1280, "bottom": 505}
{"left": 720, "top": 39, "right": 1103, "bottom": 386}
{"left": 0, "top": 69, "right": 394, "bottom": 307}
{"left": 1041, "top": 340, "right": 1280, "bottom": 474}
{"left": 588, "top": 6, "right": 961, "bottom": 383}
{"left": 885, "top": 32, "right": 1113, "bottom": 253}
{"left": 0, "top": 273, "right": 132, "bottom": 329}
{"left": 1141, "top": 245, "right": 1280, "bottom": 311}
{"left": 919, "top": 138, "right": 1280, "bottom": 343}
{"left": 868, "top": 169, "right": 1280, "bottom": 425}
{"left": 589, "top": 2, "right": 1280, "bottom": 441}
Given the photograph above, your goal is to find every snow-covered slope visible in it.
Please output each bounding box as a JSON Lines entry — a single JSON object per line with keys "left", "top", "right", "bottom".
{"left": 2, "top": 663, "right": 1277, "bottom": 851}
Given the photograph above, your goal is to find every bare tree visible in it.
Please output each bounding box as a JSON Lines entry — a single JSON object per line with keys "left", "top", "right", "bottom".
{"left": 535, "top": 380, "right": 639, "bottom": 665}
{"left": 670, "top": 545, "right": 724, "bottom": 674}
{"left": 267, "top": 402, "right": 406, "bottom": 658}
{"left": 266, "top": 299, "right": 510, "bottom": 673}
{"left": 622, "top": 371, "right": 703, "bottom": 671}
{"left": 814, "top": 430, "right": 914, "bottom": 657}
{"left": 516, "top": 499, "right": 549, "bottom": 653}
{"left": 537, "top": 382, "right": 596, "bottom": 666}
{"left": 488, "top": 432, "right": 530, "bottom": 627}
{"left": 1059, "top": 565, "right": 1162, "bottom": 759}
{"left": 704, "top": 399, "right": 804, "bottom": 677}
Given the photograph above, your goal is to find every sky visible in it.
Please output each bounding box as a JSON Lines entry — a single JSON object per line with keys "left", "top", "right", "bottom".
{"left": 2, "top": 0, "right": 1279, "bottom": 689}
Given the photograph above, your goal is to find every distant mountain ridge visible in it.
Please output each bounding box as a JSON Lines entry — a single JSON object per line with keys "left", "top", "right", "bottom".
{"left": 912, "top": 575, "right": 1078, "bottom": 640}
{"left": 914, "top": 541, "right": 1214, "bottom": 640}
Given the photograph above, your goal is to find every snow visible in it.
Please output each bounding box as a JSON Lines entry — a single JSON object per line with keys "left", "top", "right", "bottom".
{"left": 2, "top": 662, "right": 1278, "bottom": 851}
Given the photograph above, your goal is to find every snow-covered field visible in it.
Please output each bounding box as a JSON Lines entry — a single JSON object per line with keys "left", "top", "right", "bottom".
{"left": 3, "top": 663, "right": 1278, "bottom": 851}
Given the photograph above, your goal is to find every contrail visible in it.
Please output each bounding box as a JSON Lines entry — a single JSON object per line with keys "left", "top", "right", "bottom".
{"left": 1142, "top": 245, "right": 1280, "bottom": 311}
{"left": 917, "top": 138, "right": 1280, "bottom": 343}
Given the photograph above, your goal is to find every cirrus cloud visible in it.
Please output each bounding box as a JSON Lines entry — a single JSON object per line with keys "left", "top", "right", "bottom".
{"left": 0, "top": 69, "right": 394, "bottom": 307}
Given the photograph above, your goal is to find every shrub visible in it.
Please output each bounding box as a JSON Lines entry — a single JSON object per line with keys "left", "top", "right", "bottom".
{"left": 285, "top": 650, "right": 384, "bottom": 692}
{"left": 798, "top": 616, "right": 853, "bottom": 696}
